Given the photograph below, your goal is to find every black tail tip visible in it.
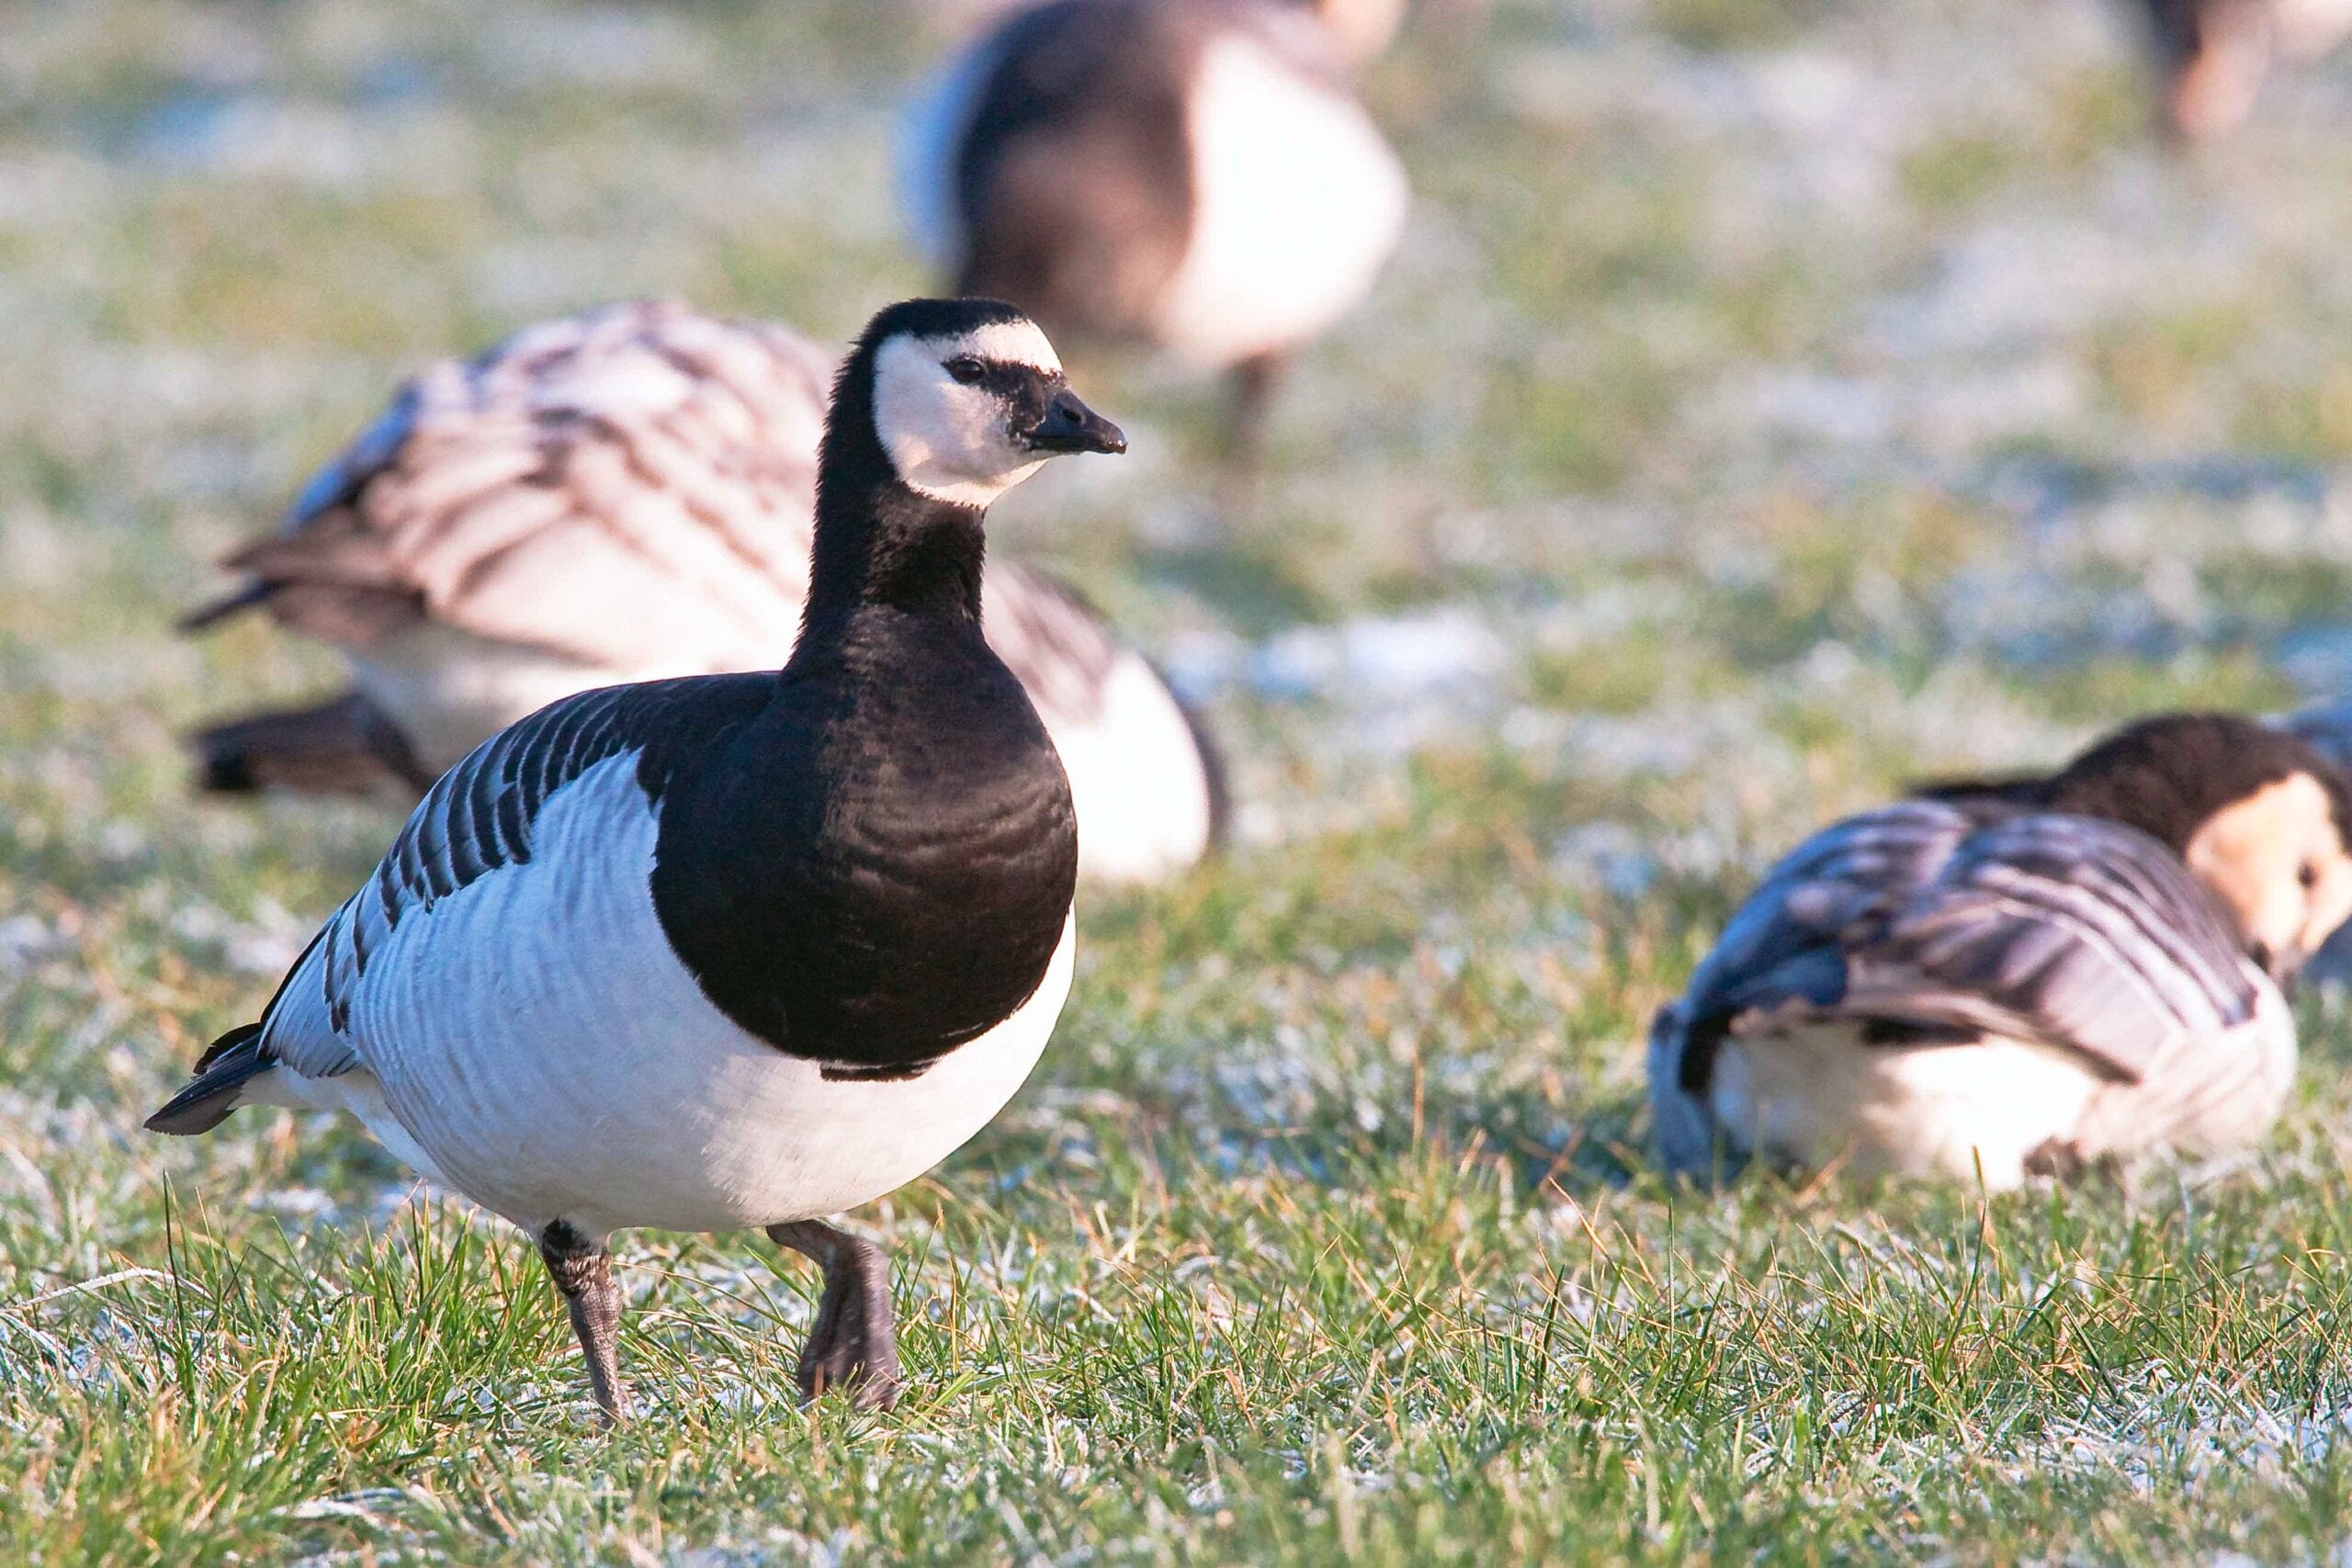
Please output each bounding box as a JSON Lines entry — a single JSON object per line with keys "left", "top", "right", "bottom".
{"left": 143, "top": 1097, "right": 239, "bottom": 1136}
{"left": 191, "top": 739, "right": 262, "bottom": 795}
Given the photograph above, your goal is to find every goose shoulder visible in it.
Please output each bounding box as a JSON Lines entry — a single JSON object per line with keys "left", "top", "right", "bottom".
{"left": 209, "top": 300, "right": 831, "bottom": 668}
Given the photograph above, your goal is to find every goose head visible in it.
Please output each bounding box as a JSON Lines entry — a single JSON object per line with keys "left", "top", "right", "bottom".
{"left": 859, "top": 298, "right": 1125, "bottom": 511}
{"left": 2041, "top": 711, "right": 2352, "bottom": 978}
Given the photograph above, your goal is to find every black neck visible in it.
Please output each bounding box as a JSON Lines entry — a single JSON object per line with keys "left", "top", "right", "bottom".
{"left": 797, "top": 369, "right": 989, "bottom": 653}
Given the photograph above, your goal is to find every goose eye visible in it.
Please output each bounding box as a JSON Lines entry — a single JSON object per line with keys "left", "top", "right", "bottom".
{"left": 944, "top": 356, "right": 986, "bottom": 385}
{"left": 2300, "top": 859, "right": 2321, "bottom": 891}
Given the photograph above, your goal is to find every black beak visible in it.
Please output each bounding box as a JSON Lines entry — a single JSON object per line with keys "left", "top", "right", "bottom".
{"left": 1022, "top": 388, "right": 1126, "bottom": 456}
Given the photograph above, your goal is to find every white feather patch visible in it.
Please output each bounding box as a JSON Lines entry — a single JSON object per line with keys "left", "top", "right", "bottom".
{"left": 1709, "top": 1024, "right": 2102, "bottom": 1190}
{"left": 1046, "top": 649, "right": 1216, "bottom": 884}
{"left": 1151, "top": 30, "right": 1408, "bottom": 367}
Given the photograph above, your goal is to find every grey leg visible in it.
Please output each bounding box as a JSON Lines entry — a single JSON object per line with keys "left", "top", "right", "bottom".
{"left": 537, "top": 1220, "right": 628, "bottom": 1424}
{"left": 1220, "top": 350, "right": 1288, "bottom": 501}
{"left": 766, "top": 1220, "right": 903, "bottom": 1411}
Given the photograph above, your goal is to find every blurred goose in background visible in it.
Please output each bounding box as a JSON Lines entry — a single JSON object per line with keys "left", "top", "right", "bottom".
{"left": 1650, "top": 714, "right": 2352, "bottom": 1188}
{"left": 181, "top": 299, "right": 1224, "bottom": 886}
{"left": 2273, "top": 695, "right": 2352, "bottom": 981}
{"left": 2133, "top": 0, "right": 2352, "bottom": 138}
{"left": 152, "top": 299, "right": 1121, "bottom": 1419}
{"left": 899, "top": 0, "right": 1410, "bottom": 467}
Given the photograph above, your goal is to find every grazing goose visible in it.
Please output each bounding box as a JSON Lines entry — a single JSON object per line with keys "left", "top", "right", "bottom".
{"left": 2132, "top": 0, "right": 2352, "bottom": 138}
{"left": 149, "top": 299, "right": 1125, "bottom": 1419}
{"left": 1649, "top": 714, "right": 2352, "bottom": 1188}
{"left": 182, "top": 299, "right": 1223, "bottom": 886}
{"left": 899, "top": 0, "right": 1409, "bottom": 462}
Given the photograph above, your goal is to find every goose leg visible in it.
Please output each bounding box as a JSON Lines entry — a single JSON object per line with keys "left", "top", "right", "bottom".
{"left": 1221, "top": 350, "right": 1288, "bottom": 495}
{"left": 538, "top": 1220, "right": 628, "bottom": 1424}
{"left": 766, "top": 1220, "right": 903, "bottom": 1410}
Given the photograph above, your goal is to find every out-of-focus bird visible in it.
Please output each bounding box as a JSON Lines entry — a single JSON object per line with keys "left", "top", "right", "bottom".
{"left": 1649, "top": 714, "right": 2352, "bottom": 1188}
{"left": 151, "top": 299, "right": 1125, "bottom": 1420}
{"left": 180, "top": 300, "right": 1224, "bottom": 887}
{"left": 2274, "top": 696, "right": 2352, "bottom": 982}
{"left": 2132, "top": 0, "right": 2352, "bottom": 139}
{"left": 898, "top": 0, "right": 1410, "bottom": 467}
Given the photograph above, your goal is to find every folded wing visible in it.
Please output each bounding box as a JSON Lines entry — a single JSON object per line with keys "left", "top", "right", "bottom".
{"left": 186, "top": 300, "right": 831, "bottom": 673}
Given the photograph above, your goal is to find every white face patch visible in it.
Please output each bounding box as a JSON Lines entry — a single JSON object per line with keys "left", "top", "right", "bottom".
{"left": 871, "top": 323, "right": 1065, "bottom": 508}
{"left": 2186, "top": 772, "right": 2352, "bottom": 970}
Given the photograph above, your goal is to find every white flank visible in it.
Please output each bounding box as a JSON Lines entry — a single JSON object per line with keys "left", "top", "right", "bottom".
{"left": 1047, "top": 650, "right": 1216, "bottom": 885}
{"left": 254, "top": 752, "right": 1076, "bottom": 1240}
{"left": 1708, "top": 1025, "right": 2100, "bottom": 1190}
{"left": 1151, "top": 30, "right": 1408, "bottom": 367}
{"left": 2069, "top": 981, "right": 2298, "bottom": 1162}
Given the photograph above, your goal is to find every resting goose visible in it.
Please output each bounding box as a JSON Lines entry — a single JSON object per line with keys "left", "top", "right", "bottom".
{"left": 150, "top": 299, "right": 1125, "bottom": 1418}
{"left": 899, "top": 0, "right": 1409, "bottom": 461}
{"left": 1649, "top": 714, "right": 2352, "bottom": 1188}
{"left": 182, "top": 299, "right": 1223, "bottom": 886}
{"left": 2132, "top": 0, "right": 2352, "bottom": 138}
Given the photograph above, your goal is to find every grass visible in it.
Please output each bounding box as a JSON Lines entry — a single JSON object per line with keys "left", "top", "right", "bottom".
{"left": 10, "top": 0, "right": 2352, "bottom": 1561}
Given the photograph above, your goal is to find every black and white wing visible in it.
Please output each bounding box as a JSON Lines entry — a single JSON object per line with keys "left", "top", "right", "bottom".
{"left": 148, "top": 675, "right": 772, "bottom": 1131}
{"left": 183, "top": 300, "right": 831, "bottom": 673}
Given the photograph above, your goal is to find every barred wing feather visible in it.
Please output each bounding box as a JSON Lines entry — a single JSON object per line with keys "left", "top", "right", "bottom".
{"left": 211, "top": 301, "right": 831, "bottom": 671}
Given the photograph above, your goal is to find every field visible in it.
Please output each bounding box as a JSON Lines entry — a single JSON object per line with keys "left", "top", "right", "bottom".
{"left": 10, "top": 0, "right": 2352, "bottom": 1561}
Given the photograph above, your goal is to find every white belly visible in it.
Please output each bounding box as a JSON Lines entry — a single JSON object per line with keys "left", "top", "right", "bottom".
{"left": 1711, "top": 1025, "right": 2099, "bottom": 1190}
{"left": 1151, "top": 31, "right": 1408, "bottom": 367}
{"left": 277, "top": 755, "right": 1075, "bottom": 1239}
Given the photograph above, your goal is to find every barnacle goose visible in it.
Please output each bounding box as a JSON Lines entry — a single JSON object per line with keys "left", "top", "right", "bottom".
{"left": 180, "top": 299, "right": 1224, "bottom": 886}
{"left": 1649, "top": 714, "right": 2352, "bottom": 1188}
{"left": 150, "top": 299, "right": 1125, "bottom": 1419}
{"left": 899, "top": 0, "right": 1409, "bottom": 461}
{"left": 2132, "top": 0, "right": 2352, "bottom": 138}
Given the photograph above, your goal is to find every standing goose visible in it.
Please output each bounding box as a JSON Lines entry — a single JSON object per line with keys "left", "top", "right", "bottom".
{"left": 899, "top": 0, "right": 1409, "bottom": 462}
{"left": 2132, "top": 0, "right": 2352, "bottom": 138}
{"left": 149, "top": 299, "right": 1125, "bottom": 1418}
{"left": 182, "top": 299, "right": 1223, "bottom": 886}
{"left": 1649, "top": 714, "right": 2352, "bottom": 1188}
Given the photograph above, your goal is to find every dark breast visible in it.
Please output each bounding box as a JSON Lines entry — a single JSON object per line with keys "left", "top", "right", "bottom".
{"left": 649, "top": 626, "right": 1079, "bottom": 1079}
{"left": 953, "top": 0, "right": 1200, "bottom": 343}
